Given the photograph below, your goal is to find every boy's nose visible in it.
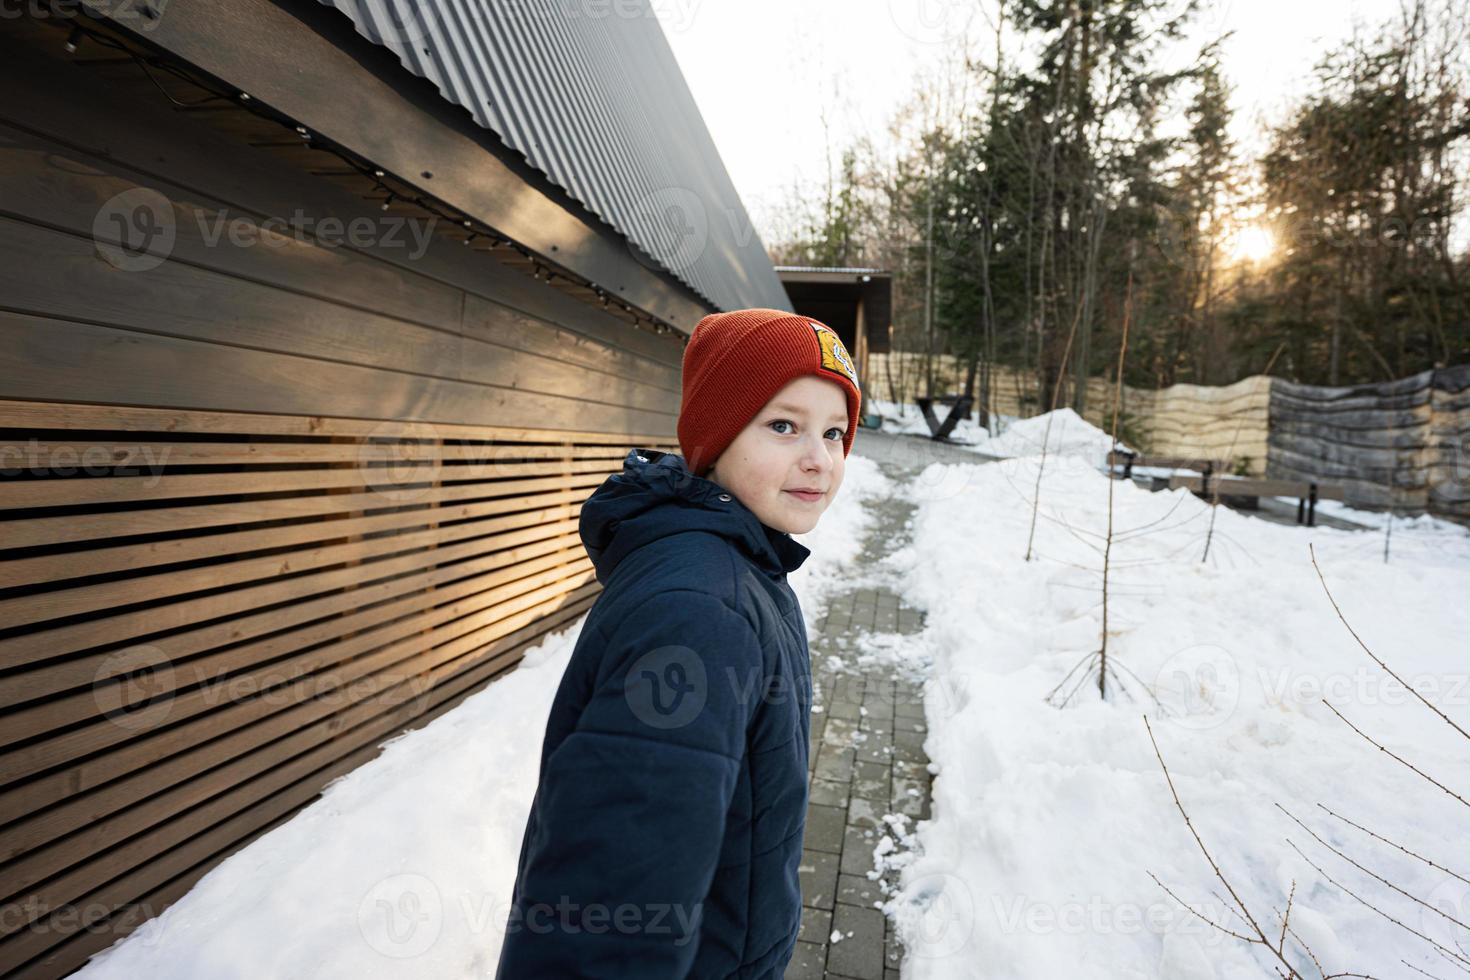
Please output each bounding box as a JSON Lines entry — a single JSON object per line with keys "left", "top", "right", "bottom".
{"left": 799, "top": 433, "right": 835, "bottom": 472}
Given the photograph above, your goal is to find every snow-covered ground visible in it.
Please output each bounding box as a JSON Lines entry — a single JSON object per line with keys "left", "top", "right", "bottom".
{"left": 873, "top": 435, "right": 1470, "bottom": 978}
{"left": 872, "top": 397, "right": 1127, "bottom": 467}
{"left": 72, "top": 414, "right": 1470, "bottom": 979}
{"left": 69, "top": 456, "right": 891, "bottom": 979}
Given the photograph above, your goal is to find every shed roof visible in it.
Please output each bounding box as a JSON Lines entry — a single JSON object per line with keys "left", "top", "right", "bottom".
{"left": 316, "top": 0, "right": 790, "bottom": 314}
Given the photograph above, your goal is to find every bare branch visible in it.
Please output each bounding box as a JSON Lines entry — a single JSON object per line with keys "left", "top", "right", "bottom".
{"left": 1321, "top": 700, "right": 1470, "bottom": 810}
{"left": 1286, "top": 839, "right": 1470, "bottom": 970}
{"left": 1309, "top": 543, "right": 1470, "bottom": 743}
{"left": 1277, "top": 804, "right": 1470, "bottom": 933}
{"left": 1318, "top": 804, "right": 1470, "bottom": 888}
{"left": 1280, "top": 879, "right": 1298, "bottom": 954}
{"left": 1147, "top": 870, "right": 1258, "bottom": 942}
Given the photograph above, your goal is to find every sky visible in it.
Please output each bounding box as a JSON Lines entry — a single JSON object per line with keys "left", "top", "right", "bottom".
{"left": 655, "top": 0, "right": 1409, "bottom": 245}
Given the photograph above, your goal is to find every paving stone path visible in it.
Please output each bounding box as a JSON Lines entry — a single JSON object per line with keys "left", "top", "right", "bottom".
{"left": 787, "top": 460, "right": 931, "bottom": 980}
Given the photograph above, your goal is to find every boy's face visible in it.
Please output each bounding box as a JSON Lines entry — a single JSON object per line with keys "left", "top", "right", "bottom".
{"left": 707, "top": 375, "right": 849, "bottom": 536}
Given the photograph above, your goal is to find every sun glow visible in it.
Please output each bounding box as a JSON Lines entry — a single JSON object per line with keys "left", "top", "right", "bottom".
{"left": 1229, "top": 225, "right": 1277, "bottom": 264}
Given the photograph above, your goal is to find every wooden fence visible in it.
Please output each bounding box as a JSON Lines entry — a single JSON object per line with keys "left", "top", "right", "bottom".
{"left": 866, "top": 353, "right": 1270, "bottom": 476}
{"left": 866, "top": 352, "right": 1470, "bottom": 517}
{"left": 1268, "top": 366, "right": 1470, "bottom": 517}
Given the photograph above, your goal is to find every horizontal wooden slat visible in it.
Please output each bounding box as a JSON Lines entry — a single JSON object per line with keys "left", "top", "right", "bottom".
{"left": 0, "top": 124, "right": 684, "bottom": 386}
{"left": 0, "top": 438, "right": 637, "bottom": 468}
{"left": 0, "top": 214, "right": 682, "bottom": 413}
{"left": 0, "top": 504, "right": 583, "bottom": 631}
{"left": 0, "top": 523, "right": 582, "bottom": 670}
{"left": 0, "top": 547, "right": 592, "bottom": 732}
{"left": 0, "top": 558, "right": 590, "bottom": 856}
{"left": 0, "top": 591, "right": 597, "bottom": 977}
{"left": 1109, "top": 452, "right": 1231, "bottom": 471}
{"left": 0, "top": 311, "right": 678, "bottom": 440}
{"left": 1168, "top": 475, "right": 1349, "bottom": 500}
{"left": 1, "top": 578, "right": 599, "bottom": 923}
{"left": 0, "top": 487, "right": 591, "bottom": 588}
{"left": 0, "top": 563, "right": 596, "bottom": 894}
{"left": 0, "top": 565, "right": 598, "bottom": 797}
{"left": 0, "top": 397, "right": 681, "bottom": 446}
{"left": 0, "top": 471, "right": 608, "bottom": 549}
{"left": 0, "top": 454, "right": 623, "bottom": 509}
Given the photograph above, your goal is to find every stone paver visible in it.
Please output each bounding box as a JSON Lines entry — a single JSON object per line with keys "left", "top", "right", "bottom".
{"left": 787, "top": 459, "right": 931, "bottom": 980}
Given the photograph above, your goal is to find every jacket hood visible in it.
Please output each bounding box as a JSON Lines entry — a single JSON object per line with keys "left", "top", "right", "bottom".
{"left": 580, "top": 448, "right": 811, "bottom": 585}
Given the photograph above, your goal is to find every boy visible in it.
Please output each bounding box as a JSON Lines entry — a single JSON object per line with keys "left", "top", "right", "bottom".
{"left": 495, "top": 308, "right": 862, "bottom": 978}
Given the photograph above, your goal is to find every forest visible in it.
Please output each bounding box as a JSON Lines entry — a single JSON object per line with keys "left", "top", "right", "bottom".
{"left": 766, "top": 0, "right": 1470, "bottom": 416}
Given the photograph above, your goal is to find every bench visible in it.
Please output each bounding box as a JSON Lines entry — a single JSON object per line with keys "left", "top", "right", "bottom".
{"left": 1166, "top": 475, "right": 1348, "bottom": 526}
{"left": 1107, "top": 450, "right": 1232, "bottom": 480}
{"left": 914, "top": 395, "right": 974, "bottom": 440}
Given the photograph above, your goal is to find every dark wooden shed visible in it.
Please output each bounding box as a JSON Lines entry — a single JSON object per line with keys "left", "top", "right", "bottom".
{"left": 775, "top": 266, "right": 893, "bottom": 397}
{"left": 0, "top": 3, "right": 788, "bottom": 975}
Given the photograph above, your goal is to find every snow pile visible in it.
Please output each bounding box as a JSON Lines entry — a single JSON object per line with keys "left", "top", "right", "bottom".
{"left": 72, "top": 455, "right": 888, "bottom": 979}
{"left": 980, "top": 407, "right": 1124, "bottom": 466}
{"left": 869, "top": 398, "right": 997, "bottom": 443}
{"left": 878, "top": 454, "right": 1470, "bottom": 979}
{"left": 870, "top": 398, "right": 1126, "bottom": 467}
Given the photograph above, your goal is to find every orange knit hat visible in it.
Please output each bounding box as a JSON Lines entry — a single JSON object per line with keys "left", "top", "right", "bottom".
{"left": 677, "top": 308, "right": 863, "bottom": 477}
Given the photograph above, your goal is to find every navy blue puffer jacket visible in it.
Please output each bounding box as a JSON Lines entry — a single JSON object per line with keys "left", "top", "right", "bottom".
{"left": 495, "top": 448, "right": 814, "bottom": 979}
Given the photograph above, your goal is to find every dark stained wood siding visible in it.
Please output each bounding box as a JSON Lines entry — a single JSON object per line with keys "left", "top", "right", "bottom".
{"left": 0, "top": 24, "right": 685, "bottom": 979}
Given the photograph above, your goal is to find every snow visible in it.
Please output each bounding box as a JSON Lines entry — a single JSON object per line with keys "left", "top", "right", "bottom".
{"left": 876, "top": 449, "right": 1470, "bottom": 978}
{"left": 71, "top": 414, "right": 1470, "bottom": 979}
{"left": 871, "top": 397, "right": 1129, "bottom": 467}
{"left": 71, "top": 455, "right": 891, "bottom": 979}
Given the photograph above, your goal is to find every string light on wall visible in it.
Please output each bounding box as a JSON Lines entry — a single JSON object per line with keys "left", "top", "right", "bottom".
{"left": 52, "top": 15, "right": 691, "bottom": 341}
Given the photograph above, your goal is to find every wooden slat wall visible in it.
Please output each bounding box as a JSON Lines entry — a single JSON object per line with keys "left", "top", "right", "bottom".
{"left": 1428, "top": 365, "right": 1470, "bottom": 518}
{"left": 1268, "top": 368, "right": 1470, "bottom": 519}
{"left": 1141, "top": 376, "right": 1271, "bottom": 474}
{"left": 0, "top": 403, "right": 677, "bottom": 978}
{"left": 866, "top": 354, "right": 1271, "bottom": 475}
{"left": 0, "top": 24, "right": 689, "bottom": 978}
{"left": 869, "top": 350, "right": 1469, "bottom": 516}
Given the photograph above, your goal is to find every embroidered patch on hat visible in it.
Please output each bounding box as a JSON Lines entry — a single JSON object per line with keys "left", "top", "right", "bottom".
{"left": 811, "top": 322, "right": 858, "bottom": 386}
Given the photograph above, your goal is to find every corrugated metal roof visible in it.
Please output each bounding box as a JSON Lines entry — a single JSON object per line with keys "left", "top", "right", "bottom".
{"left": 775, "top": 267, "right": 890, "bottom": 275}
{"left": 316, "top": 0, "right": 791, "bottom": 314}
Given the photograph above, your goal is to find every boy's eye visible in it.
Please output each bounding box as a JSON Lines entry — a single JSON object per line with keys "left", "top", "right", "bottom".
{"left": 770, "top": 419, "right": 845, "bottom": 440}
